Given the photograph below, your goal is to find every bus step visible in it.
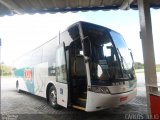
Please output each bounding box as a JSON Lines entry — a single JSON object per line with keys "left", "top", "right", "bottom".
{"left": 72, "top": 105, "right": 85, "bottom": 111}
{"left": 78, "top": 98, "right": 86, "bottom": 102}
{"left": 76, "top": 97, "right": 86, "bottom": 107}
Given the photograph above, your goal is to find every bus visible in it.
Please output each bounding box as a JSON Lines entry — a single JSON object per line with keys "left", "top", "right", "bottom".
{"left": 14, "top": 21, "right": 137, "bottom": 112}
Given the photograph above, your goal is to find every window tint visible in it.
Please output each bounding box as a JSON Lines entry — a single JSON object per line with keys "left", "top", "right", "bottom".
{"left": 23, "top": 55, "right": 31, "bottom": 67}
{"left": 16, "top": 53, "right": 32, "bottom": 68}
{"left": 60, "top": 26, "right": 80, "bottom": 46}
{"left": 42, "top": 37, "right": 58, "bottom": 63}
{"left": 110, "top": 31, "right": 133, "bottom": 69}
{"left": 56, "top": 44, "right": 67, "bottom": 83}
{"left": 60, "top": 31, "right": 73, "bottom": 46}
{"left": 31, "top": 48, "right": 42, "bottom": 65}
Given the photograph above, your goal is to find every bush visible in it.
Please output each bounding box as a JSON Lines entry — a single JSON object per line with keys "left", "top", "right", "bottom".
{"left": 0, "top": 64, "right": 13, "bottom": 76}
{"left": 134, "top": 62, "right": 144, "bottom": 69}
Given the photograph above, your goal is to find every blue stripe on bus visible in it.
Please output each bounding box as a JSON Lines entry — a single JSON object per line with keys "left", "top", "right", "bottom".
{"left": 14, "top": 67, "right": 35, "bottom": 94}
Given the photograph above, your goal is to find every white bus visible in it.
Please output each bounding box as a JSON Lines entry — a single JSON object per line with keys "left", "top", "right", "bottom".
{"left": 14, "top": 21, "right": 137, "bottom": 112}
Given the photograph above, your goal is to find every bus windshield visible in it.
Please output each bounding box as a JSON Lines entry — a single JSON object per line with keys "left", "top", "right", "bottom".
{"left": 109, "top": 30, "right": 135, "bottom": 79}
{"left": 109, "top": 30, "right": 133, "bottom": 70}
{"left": 82, "top": 23, "right": 135, "bottom": 85}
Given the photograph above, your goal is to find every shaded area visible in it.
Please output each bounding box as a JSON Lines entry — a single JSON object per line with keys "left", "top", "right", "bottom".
{"left": 0, "top": 0, "right": 160, "bottom": 16}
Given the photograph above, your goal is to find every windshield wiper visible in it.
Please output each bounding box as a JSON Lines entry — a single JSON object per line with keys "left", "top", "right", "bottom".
{"left": 116, "top": 48, "right": 133, "bottom": 79}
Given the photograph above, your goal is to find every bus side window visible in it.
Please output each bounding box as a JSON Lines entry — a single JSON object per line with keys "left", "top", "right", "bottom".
{"left": 42, "top": 38, "right": 57, "bottom": 63}
{"left": 31, "top": 48, "right": 42, "bottom": 66}
{"left": 60, "top": 31, "right": 73, "bottom": 46}
{"left": 23, "top": 55, "right": 32, "bottom": 67}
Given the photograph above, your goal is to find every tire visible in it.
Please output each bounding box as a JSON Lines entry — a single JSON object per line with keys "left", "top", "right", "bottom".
{"left": 49, "top": 86, "right": 59, "bottom": 109}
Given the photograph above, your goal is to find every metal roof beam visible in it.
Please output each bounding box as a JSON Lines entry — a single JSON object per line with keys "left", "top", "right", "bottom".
{"left": 0, "top": 0, "right": 24, "bottom": 14}
{"left": 120, "top": 0, "right": 134, "bottom": 10}
{"left": 32, "top": 6, "right": 119, "bottom": 14}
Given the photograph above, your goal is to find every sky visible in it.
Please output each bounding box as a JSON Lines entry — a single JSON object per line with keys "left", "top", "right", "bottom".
{"left": 0, "top": 9, "right": 160, "bottom": 66}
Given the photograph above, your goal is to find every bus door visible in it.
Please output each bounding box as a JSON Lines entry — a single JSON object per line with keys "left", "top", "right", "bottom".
{"left": 55, "top": 43, "right": 68, "bottom": 108}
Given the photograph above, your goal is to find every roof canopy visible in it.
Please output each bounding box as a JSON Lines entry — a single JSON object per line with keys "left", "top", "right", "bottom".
{"left": 0, "top": 0, "right": 160, "bottom": 16}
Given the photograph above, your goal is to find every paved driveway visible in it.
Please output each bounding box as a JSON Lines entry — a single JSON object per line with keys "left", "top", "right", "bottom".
{"left": 1, "top": 73, "right": 150, "bottom": 120}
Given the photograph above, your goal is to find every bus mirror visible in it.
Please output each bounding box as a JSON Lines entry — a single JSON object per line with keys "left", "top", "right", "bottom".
{"left": 83, "top": 36, "right": 91, "bottom": 57}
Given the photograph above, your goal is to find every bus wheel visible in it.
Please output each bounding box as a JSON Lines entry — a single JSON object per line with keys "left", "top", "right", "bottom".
{"left": 49, "top": 86, "right": 59, "bottom": 109}
{"left": 16, "top": 81, "right": 20, "bottom": 93}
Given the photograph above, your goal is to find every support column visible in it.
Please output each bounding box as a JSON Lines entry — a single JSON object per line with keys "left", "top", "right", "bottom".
{"left": 138, "top": 0, "right": 157, "bottom": 114}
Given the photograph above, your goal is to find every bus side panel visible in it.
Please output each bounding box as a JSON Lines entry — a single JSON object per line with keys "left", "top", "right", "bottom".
{"left": 34, "top": 63, "right": 47, "bottom": 98}
{"left": 18, "top": 78, "right": 28, "bottom": 92}
{"left": 34, "top": 62, "right": 57, "bottom": 98}
{"left": 14, "top": 67, "right": 34, "bottom": 94}
{"left": 14, "top": 62, "right": 57, "bottom": 99}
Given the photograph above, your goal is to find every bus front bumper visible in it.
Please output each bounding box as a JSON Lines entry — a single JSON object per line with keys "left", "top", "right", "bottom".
{"left": 85, "top": 88, "right": 137, "bottom": 112}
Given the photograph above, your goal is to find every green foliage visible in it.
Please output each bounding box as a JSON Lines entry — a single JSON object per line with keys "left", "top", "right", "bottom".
{"left": 156, "top": 64, "right": 160, "bottom": 72}
{"left": 0, "top": 64, "right": 13, "bottom": 76}
{"left": 134, "top": 62, "right": 144, "bottom": 69}
{"left": 135, "top": 63, "right": 160, "bottom": 73}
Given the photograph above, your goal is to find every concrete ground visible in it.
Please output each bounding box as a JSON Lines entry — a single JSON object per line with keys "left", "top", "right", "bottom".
{"left": 1, "top": 73, "right": 158, "bottom": 120}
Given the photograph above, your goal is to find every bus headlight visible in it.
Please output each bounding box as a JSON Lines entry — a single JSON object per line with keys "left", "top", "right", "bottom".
{"left": 89, "top": 86, "right": 110, "bottom": 94}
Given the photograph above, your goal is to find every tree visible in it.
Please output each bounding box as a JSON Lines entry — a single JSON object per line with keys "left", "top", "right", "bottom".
{"left": 0, "top": 64, "right": 13, "bottom": 76}
{"left": 134, "top": 62, "right": 144, "bottom": 69}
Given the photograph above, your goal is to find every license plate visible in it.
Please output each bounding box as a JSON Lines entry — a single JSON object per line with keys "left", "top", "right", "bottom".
{"left": 120, "top": 96, "right": 128, "bottom": 102}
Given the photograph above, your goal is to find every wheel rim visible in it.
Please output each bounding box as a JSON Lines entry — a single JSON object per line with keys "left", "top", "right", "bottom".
{"left": 49, "top": 90, "right": 57, "bottom": 106}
